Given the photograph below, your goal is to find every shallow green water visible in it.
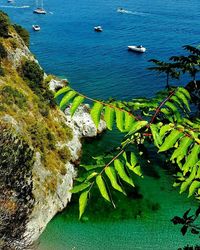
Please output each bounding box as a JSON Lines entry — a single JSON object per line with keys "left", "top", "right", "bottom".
{"left": 38, "top": 136, "right": 199, "bottom": 250}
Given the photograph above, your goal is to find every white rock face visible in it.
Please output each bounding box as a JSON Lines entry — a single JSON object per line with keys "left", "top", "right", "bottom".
{"left": 24, "top": 104, "right": 106, "bottom": 242}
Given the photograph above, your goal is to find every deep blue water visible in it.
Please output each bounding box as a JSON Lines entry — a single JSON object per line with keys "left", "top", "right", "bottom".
{"left": 2, "top": 0, "right": 200, "bottom": 100}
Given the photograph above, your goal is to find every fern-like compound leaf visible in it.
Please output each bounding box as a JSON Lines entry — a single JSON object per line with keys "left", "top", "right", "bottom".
{"left": 115, "top": 108, "right": 125, "bottom": 132}
{"left": 128, "top": 121, "right": 148, "bottom": 135}
{"left": 159, "top": 129, "right": 183, "bottom": 152}
{"left": 182, "top": 144, "right": 200, "bottom": 174}
{"left": 175, "top": 91, "right": 190, "bottom": 111}
{"left": 91, "top": 102, "right": 103, "bottom": 128}
{"left": 70, "top": 96, "right": 85, "bottom": 116}
{"left": 114, "top": 159, "right": 135, "bottom": 187}
{"left": 150, "top": 124, "right": 162, "bottom": 148}
{"left": 96, "top": 175, "right": 111, "bottom": 202}
{"left": 105, "top": 166, "right": 125, "bottom": 194}
{"left": 70, "top": 182, "right": 91, "bottom": 193}
{"left": 124, "top": 112, "right": 134, "bottom": 131}
{"left": 59, "top": 90, "right": 77, "bottom": 109}
{"left": 104, "top": 106, "right": 115, "bottom": 130}
{"left": 54, "top": 86, "right": 71, "bottom": 98}
{"left": 79, "top": 190, "right": 89, "bottom": 219}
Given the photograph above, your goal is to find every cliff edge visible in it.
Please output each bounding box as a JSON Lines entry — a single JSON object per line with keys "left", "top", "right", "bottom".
{"left": 0, "top": 11, "right": 106, "bottom": 249}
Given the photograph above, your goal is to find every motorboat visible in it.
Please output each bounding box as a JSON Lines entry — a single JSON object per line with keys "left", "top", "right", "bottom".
{"left": 32, "top": 25, "right": 41, "bottom": 31}
{"left": 117, "top": 7, "right": 127, "bottom": 13}
{"left": 94, "top": 26, "right": 103, "bottom": 32}
{"left": 33, "top": 8, "right": 46, "bottom": 14}
{"left": 128, "top": 45, "right": 146, "bottom": 53}
{"left": 7, "top": 0, "right": 14, "bottom": 3}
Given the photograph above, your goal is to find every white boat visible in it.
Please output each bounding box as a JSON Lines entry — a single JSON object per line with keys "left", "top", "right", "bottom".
{"left": 33, "top": 0, "right": 46, "bottom": 14}
{"left": 128, "top": 45, "right": 146, "bottom": 53}
{"left": 32, "top": 25, "right": 41, "bottom": 31}
{"left": 117, "top": 7, "right": 127, "bottom": 13}
{"left": 94, "top": 26, "right": 103, "bottom": 32}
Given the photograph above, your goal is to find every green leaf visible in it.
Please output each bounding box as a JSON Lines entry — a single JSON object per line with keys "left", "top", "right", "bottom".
{"left": 104, "top": 106, "right": 115, "bottom": 130}
{"left": 180, "top": 165, "right": 197, "bottom": 194}
{"left": 79, "top": 190, "right": 89, "bottom": 219}
{"left": 188, "top": 180, "right": 200, "bottom": 197}
{"left": 80, "top": 164, "right": 104, "bottom": 171}
{"left": 70, "top": 182, "right": 91, "bottom": 193}
{"left": 182, "top": 144, "right": 200, "bottom": 174}
{"left": 91, "top": 102, "right": 103, "bottom": 128}
{"left": 115, "top": 108, "right": 125, "bottom": 132}
{"left": 178, "top": 87, "right": 191, "bottom": 100}
{"left": 165, "top": 101, "right": 181, "bottom": 122}
{"left": 159, "top": 124, "right": 174, "bottom": 139}
{"left": 128, "top": 121, "right": 148, "bottom": 135}
{"left": 59, "top": 91, "right": 77, "bottom": 109}
{"left": 131, "top": 165, "right": 143, "bottom": 177}
{"left": 170, "top": 137, "right": 193, "bottom": 161}
{"left": 105, "top": 166, "right": 125, "bottom": 194}
{"left": 130, "top": 152, "right": 138, "bottom": 168}
{"left": 54, "top": 86, "right": 71, "bottom": 98}
{"left": 114, "top": 159, "right": 135, "bottom": 187}
{"left": 124, "top": 112, "right": 134, "bottom": 131}
{"left": 159, "top": 129, "right": 183, "bottom": 152}
{"left": 70, "top": 96, "right": 85, "bottom": 116}
{"left": 175, "top": 91, "right": 190, "bottom": 111}
{"left": 96, "top": 175, "right": 111, "bottom": 202}
{"left": 160, "top": 108, "right": 173, "bottom": 122}
{"left": 150, "top": 124, "right": 162, "bottom": 148}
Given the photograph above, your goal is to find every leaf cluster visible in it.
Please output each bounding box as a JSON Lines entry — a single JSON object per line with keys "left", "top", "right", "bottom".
{"left": 55, "top": 83, "right": 200, "bottom": 218}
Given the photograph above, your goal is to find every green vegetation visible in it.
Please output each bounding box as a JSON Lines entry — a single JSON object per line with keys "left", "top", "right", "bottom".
{"left": 0, "top": 66, "right": 5, "bottom": 76}
{"left": 55, "top": 45, "right": 200, "bottom": 219}
{"left": 21, "top": 59, "right": 56, "bottom": 116}
{"left": 1, "top": 86, "right": 27, "bottom": 109}
{"left": 0, "top": 11, "right": 10, "bottom": 38}
{"left": 0, "top": 42, "right": 7, "bottom": 59}
{"left": 13, "top": 24, "right": 30, "bottom": 47}
{"left": 21, "top": 59, "right": 44, "bottom": 87}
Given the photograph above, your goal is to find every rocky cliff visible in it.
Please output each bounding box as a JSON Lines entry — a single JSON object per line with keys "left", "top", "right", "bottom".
{"left": 0, "top": 11, "right": 106, "bottom": 249}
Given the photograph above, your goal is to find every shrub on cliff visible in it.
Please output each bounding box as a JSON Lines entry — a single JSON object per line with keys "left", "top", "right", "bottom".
{"left": 0, "top": 42, "right": 7, "bottom": 59}
{"left": 0, "top": 66, "right": 5, "bottom": 76}
{"left": 13, "top": 24, "right": 30, "bottom": 47}
{"left": 0, "top": 11, "right": 10, "bottom": 38}
{"left": 21, "top": 60, "right": 44, "bottom": 87}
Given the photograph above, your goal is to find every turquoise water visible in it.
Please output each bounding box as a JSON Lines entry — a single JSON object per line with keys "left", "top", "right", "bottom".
{"left": 2, "top": 0, "right": 200, "bottom": 249}
{"left": 38, "top": 161, "right": 199, "bottom": 250}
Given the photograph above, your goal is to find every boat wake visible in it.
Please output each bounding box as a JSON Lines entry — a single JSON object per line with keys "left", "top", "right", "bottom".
{"left": 0, "top": 5, "right": 30, "bottom": 9}
{"left": 117, "top": 9, "right": 148, "bottom": 16}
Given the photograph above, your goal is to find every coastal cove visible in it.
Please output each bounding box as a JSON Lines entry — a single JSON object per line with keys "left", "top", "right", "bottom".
{"left": 1, "top": 0, "right": 200, "bottom": 249}
{"left": 38, "top": 133, "right": 200, "bottom": 250}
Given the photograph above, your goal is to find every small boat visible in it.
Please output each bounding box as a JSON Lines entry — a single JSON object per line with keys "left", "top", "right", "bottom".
{"left": 117, "top": 7, "right": 127, "bottom": 13}
{"left": 32, "top": 25, "right": 41, "bottom": 31}
{"left": 33, "top": 0, "right": 46, "bottom": 14}
{"left": 33, "top": 8, "right": 46, "bottom": 14}
{"left": 128, "top": 45, "right": 146, "bottom": 53}
{"left": 7, "top": 0, "right": 14, "bottom": 3}
{"left": 94, "top": 26, "right": 103, "bottom": 32}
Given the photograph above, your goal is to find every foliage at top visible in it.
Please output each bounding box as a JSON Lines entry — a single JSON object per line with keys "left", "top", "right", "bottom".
{"left": 13, "top": 24, "right": 30, "bottom": 48}
{"left": 55, "top": 45, "right": 200, "bottom": 219}
{"left": 0, "top": 11, "right": 10, "bottom": 38}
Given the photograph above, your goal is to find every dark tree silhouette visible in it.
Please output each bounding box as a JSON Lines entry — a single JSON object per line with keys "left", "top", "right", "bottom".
{"left": 148, "top": 59, "right": 180, "bottom": 89}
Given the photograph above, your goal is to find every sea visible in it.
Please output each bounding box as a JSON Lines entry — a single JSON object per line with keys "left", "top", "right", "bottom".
{"left": 2, "top": 0, "right": 200, "bottom": 100}
{"left": 2, "top": 0, "right": 200, "bottom": 249}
